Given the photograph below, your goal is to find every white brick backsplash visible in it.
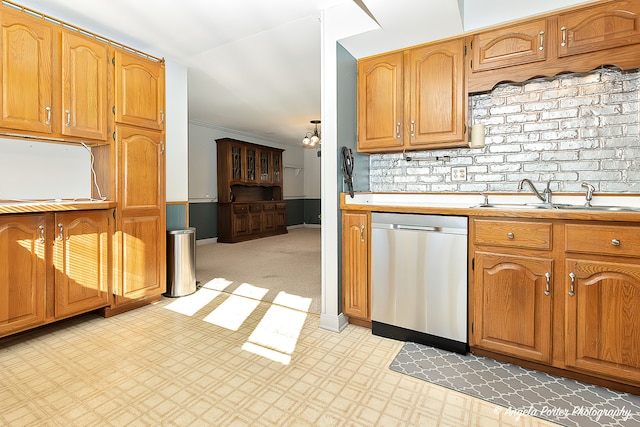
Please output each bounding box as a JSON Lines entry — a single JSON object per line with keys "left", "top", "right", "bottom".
{"left": 369, "top": 68, "right": 640, "bottom": 193}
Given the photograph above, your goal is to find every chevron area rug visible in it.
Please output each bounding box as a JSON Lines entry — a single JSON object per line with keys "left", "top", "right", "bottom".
{"left": 390, "top": 342, "right": 640, "bottom": 427}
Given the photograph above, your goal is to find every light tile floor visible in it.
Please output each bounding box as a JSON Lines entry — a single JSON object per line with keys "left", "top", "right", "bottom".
{"left": 0, "top": 289, "right": 561, "bottom": 427}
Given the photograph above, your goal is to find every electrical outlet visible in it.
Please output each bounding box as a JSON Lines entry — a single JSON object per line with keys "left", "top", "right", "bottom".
{"left": 451, "top": 167, "right": 467, "bottom": 181}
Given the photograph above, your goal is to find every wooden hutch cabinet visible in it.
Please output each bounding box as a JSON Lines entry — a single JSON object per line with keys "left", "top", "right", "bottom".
{"left": 216, "top": 138, "right": 286, "bottom": 243}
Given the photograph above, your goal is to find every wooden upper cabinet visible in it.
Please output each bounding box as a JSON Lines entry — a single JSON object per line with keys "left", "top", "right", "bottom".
{"left": 61, "top": 31, "right": 109, "bottom": 140}
{"left": 471, "top": 19, "right": 548, "bottom": 72}
{"left": 408, "top": 38, "right": 466, "bottom": 147}
{"left": 0, "top": 8, "right": 53, "bottom": 134}
{"left": 114, "top": 50, "right": 165, "bottom": 130}
{"left": 357, "top": 51, "right": 404, "bottom": 151}
{"left": 557, "top": 0, "right": 640, "bottom": 57}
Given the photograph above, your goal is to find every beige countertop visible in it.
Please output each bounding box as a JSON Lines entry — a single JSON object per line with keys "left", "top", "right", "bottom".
{"left": 340, "top": 192, "right": 640, "bottom": 223}
{"left": 0, "top": 199, "right": 116, "bottom": 214}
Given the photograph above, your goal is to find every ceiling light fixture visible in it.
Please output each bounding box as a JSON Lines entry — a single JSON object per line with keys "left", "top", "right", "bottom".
{"left": 302, "top": 120, "right": 321, "bottom": 148}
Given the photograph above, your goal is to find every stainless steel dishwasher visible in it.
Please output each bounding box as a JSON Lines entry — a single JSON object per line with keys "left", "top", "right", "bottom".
{"left": 371, "top": 212, "right": 468, "bottom": 354}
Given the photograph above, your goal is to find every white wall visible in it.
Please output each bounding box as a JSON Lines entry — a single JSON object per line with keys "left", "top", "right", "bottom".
{"left": 165, "top": 60, "right": 189, "bottom": 203}
{"left": 188, "top": 122, "right": 308, "bottom": 203}
{"left": 303, "top": 149, "right": 321, "bottom": 199}
{"left": 0, "top": 138, "right": 91, "bottom": 200}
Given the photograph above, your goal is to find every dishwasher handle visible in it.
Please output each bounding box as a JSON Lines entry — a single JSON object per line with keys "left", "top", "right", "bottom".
{"left": 396, "top": 224, "right": 439, "bottom": 232}
{"left": 371, "top": 222, "right": 467, "bottom": 235}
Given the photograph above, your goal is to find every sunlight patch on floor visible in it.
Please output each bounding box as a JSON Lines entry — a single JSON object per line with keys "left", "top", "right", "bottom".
{"left": 202, "top": 283, "right": 268, "bottom": 331}
{"left": 202, "top": 277, "right": 233, "bottom": 291}
{"left": 242, "top": 294, "right": 308, "bottom": 364}
{"left": 164, "top": 287, "right": 221, "bottom": 316}
{"left": 272, "top": 291, "right": 312, "bottom": 312}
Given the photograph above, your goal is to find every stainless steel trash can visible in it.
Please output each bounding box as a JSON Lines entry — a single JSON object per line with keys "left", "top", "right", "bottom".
{"left": 166, "top": 227, "right": 197, "bottom": 297}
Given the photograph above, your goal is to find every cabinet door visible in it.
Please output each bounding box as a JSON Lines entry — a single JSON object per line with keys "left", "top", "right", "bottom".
{"left": 565, "top": 258, "right": 640, "bottom": 383}
{"left": 0, "top": 8, "right": 53, "bottom": 133}
{"left": 259, "top": 150, "right": 272, "bottom": 183}
{"left": 357, "top": 52, "right": 404, "bottom": 151}
{"left": 245, "top": 146, "right": 257, "bottom": 183}
{"left": 557, "top": 0, "right": 640, "bottom": 57}
{"left": 342, "top": 211, "right": 370, "bottom": 321}
{"left": 471, "top": 19, "right": 548, "bottom": 72}
{"left": 0, "top": 214, "right": 45, "bottom": 337}
{"left": 272, "top": 152, "right": 282, "bottom": 184}
{"left": 473, "top": 252, "right": 553, "bottom": 363}
{"left": 115, "top": 126, "right": 165, "bottom": 304}
{"left": 53, "top": 210, "right": 109, "bottom": 318}
{"left": 61, "top": 31, "right": 108, "bottom": 140}
{"left": 114, "top": 50, "right": 165, "bottom": 130}
{"left": 232, "top": 213, "right": 250, "bottom": 237}
{"left": 408, "top": 38, "right": 466, "bottom": 147}
{"left": 276, "top": 205, "right": 287, "bottom": 230}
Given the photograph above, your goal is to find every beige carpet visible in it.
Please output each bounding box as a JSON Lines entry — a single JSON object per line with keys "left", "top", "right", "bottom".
{"left": 195, "top": 227, "right": 322, "bottom": 314}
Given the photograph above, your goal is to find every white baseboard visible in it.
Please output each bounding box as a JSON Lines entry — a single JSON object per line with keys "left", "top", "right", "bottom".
{"left": 319, "top": 312, "right": 349, "bottom": 333}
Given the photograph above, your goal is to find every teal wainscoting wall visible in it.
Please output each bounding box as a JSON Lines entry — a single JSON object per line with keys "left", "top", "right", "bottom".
{"left": 188, "top": 199, "right": 319, "bottom": 240}
{"left": 166, "top": 203, "right": 188, "bottom": 229}
{"left": 189, "top": 202, "right": 217, "bottom": 240}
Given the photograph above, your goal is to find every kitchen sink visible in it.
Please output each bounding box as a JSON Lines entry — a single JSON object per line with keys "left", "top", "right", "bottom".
{"left": 475, "top": 203, "right": 640, "bottom": 212}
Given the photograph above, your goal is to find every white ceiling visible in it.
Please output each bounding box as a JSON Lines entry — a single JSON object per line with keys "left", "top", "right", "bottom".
{"left": 13, "top": 0, "right": 594, "bottom": 147}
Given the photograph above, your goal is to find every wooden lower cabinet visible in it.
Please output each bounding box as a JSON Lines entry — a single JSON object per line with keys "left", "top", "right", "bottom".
{"left": 54, "top": 210, "right": 110, "bottom": 318}
{"left": 218, "top": 202, "right": 287, "bottom": 243}
{"left": 341, "top": 211, "right": 370, "bottom": 325}
{"left": 0, "top": 214, "right": 46, "bottom": 337}
{"left": 471, "top": 217, "right": 640, "bottom": 391}
{"left": 565, "top": 258, "right": 640, "bottom": 383}
{"left": 473, "top": 252, "right": 553, "bottom": 364}
{"left": 0, "top": 210, "right": 112, "bottom": 339}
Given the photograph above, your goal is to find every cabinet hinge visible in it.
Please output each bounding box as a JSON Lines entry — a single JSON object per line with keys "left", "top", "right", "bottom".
{"left": 471, "top": 322, "right": 474, "bottom": 333}
{"left": 112, "top": 209, "right": 116, "bottom": 220}
{"left": 471, "top": 257, "right": 474, "bottom": 271}
{"left": 470, "top": 41, "right": 473, "bottom": 50}
{"left": 470, "top": 59, "right": 473, "bottom": 69}
{"left": 464, "top": 123, "right": 467, "bottom": 134}
{"left": 112, "top": 57, "right": 115, "bottom": 66}
{"left": 463, "top": 45, "right": 467, "bottom": 56}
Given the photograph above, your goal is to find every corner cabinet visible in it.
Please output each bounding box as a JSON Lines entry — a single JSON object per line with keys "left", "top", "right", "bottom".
{"left": 216, "top": 138, "right": 286, "bottom": 243}
{"left": 357, "top": 37, "right": 467, "bottom": 153}
{"left": 341, "top": 211, "right": 370, "bottom": 326}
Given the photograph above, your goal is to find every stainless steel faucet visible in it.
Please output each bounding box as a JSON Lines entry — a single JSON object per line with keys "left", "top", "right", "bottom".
{"left": 518, "top": 179, "right": 552, "bottom": 204}
{"left": 581, "top": 182, "right": 595, "bottom": 207}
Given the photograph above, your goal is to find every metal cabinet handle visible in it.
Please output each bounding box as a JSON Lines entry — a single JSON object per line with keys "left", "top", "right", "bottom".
{"left": 544, "top": 272, "right": 551, "bottom": 296}
{"left": 539, "top": 31, "right": 545, "bottom": 51}
{"left": 396, "top": 122, "right": 401, "bottom": 139}
{"left": 65, "top": 109, "right": 71, "bottom": 127}
{"left": 45, "top": 106, "right": 51, "bottom": 125}
{"left": 160, "top": 109, "right": 165, "bottom": 124}
{"left": 56, "top": 223, "right": 63, "bottom": 241}
{"left": 611, "top": 239, "right": 620, "bottom": 246}
{"left": 560, "top": 27, "right": 567, "bottom": 47}
{"left": 410, "top": 120, "right": 415, "bottom": 137}
{"left": 507, "top": 232, "right": 514, "bottom": 239}
{"left": 360, "top": 225, "right": 365, "bottom": 242}
{"left": 568, "top": 272, "right": 575, "bottom": 297}
{"left": 38, "top": 225, "right": 45, "bottom": 243}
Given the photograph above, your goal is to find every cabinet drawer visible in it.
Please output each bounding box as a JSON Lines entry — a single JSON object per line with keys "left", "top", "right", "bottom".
{"left": 474, "top": 219, "right": 552, "bottom": 250}
{"left": 249, "top": 204, "right": 263, "bottom": 213}
{"left": 276, "top": 202, "right": 286, "bottom": 210}
{"left": 233, "top": 204, "right": 249, "bottom": 214}
{"left": 566, "top": 224, "right": 640, "bottom": 258}
{"left": 263, "top": 202, "right": 275, "bottom": 211}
